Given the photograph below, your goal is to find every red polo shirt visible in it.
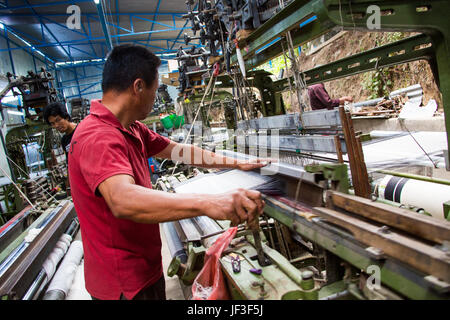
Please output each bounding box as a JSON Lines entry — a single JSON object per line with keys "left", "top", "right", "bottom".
{"left": 68, "top": 100, "right": 170, "bottom": 300}
{"left": 307, "top": 83, "right": 341, "bottom": 110}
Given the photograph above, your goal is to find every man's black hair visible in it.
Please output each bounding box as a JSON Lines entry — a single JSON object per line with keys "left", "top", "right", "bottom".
{"left": 43, "top": 102, "right": 71, "bottom": 124}
{"left": 102, "top": 44, "right": 161, "bottom": 93}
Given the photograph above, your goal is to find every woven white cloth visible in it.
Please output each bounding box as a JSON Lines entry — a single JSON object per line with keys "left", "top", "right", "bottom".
{"left": 45, "top": 240, "right": 83, "bottom": 298}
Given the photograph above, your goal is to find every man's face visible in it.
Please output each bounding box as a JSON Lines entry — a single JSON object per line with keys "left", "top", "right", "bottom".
{"left": 136, "top": 74, "right": 159, "bottom": 120}
{"left": 48, "top": 115, "right": 71, "bottom": 133}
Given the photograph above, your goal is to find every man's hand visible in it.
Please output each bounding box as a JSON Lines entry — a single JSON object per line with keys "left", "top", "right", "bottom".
{"left": 339, "top": 96, "right": 353, "bottom": 104}
{"left": 236, "top": 158, "right": 275, "bottom": 171}
{"left": 202, "top": 189, "right": 265, "bottom": 226}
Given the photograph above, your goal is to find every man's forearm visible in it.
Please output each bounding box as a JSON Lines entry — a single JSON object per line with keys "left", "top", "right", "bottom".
{"left": 99, "top": 174, "right": 263, "bottom": 226}
{"left": 173, "top": 143, "right": 242, "bottom": 169}
{"left": 108, "top": 182, "right": 207, "bottom": 223}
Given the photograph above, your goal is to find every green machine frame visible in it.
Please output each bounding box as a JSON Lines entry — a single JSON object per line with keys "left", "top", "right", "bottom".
{"left": 229, "top": 0, "right": 450, "bottom": 161}
{"left": 220, "top": 0, "right": 450, "bottom": 299}
{"left": 169, "top": 0, "right": 450, "bottom": 299}
{"left": 5, "top": 120, "right": 53, "bottom": 181}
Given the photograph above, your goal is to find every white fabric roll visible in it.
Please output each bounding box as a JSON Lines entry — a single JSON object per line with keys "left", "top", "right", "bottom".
{"left": 45, "top": 240, "right": 84, "bottom": 297}
{"left": 65, "top": 260, "right": 92, "bottom": 300}
{"left": 41, "top": 234, "right": 72, "bottom": 280}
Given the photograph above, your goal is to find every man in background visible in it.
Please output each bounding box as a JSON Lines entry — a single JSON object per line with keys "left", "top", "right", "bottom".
{"left": 308, "top": 82, "right": 353, "bottom": 110}
{"left": 43, "top": 102, "right": 77, "bottom": 161}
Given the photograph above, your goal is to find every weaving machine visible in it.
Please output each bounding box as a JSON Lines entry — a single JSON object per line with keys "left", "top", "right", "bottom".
{"left": 165, "top": 0, "right": 450, "bottom": 300}
{"left": 160, "top": 147, "right": 450, "bottom": 300}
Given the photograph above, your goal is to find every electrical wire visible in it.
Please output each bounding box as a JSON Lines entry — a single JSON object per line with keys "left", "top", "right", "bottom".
{"left": 338, "top": 0, "right": 344, "bottom": 31}
{"left": 170, "top": 74, "right": 216, "bottom": 175}
{"left": 0, "top": 165, "right": 36, "bottom": 210}
{"left": 4, "top": 154, "right": 62, "bottom": 205}
{"left": 106, "top": 0, "right": 119, "bottom": 46}
{"left": 373, "top": 59, "right": 438, "bottom": 168}
{"left": 101, "top": 0, "right": 114, "bottom": 48}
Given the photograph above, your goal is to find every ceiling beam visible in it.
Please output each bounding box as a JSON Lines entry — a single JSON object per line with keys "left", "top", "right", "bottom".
{"left": 94, "top": 0, "right": 113, "bottom": 51}
{"left": 145, "top": 0, "right": 162, "bottom": 48}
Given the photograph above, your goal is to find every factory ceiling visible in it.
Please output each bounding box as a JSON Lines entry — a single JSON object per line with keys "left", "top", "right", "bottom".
{"left": 0, "top": 0, "right": 198, "bottom": 63}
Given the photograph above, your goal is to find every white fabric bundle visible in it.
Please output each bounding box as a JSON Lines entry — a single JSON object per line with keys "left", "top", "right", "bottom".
{"left": 45, "top": 240, "right": 84, "bottom": 298}
{"left": 41, "top": 234, "right": 72, "bottom": 280}
{"left": 65, "top": 259, "right": 92, "bottom": 300}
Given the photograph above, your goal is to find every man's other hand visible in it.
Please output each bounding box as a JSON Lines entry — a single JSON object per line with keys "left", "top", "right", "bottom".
{"left": 340, "top": 96, "right": 354, "bottom": 104}
{"left": 236, "top": 158, "right": 276, "bottom": 171}
{"left": 203, "top": 189, "right": 264, "bottom": 226}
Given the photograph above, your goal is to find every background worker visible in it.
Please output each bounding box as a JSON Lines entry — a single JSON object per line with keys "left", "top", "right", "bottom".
{"left": 68, "top": 44, "right": 268, "bottom": 301}
{"left": 308, "top": 82, "right": 353, "bottom": 110}
{"left": 43, "top": 102, "right": 77, "bottom": 192}
{"left": 43, "top": 101, "right": 77, "bottom": 160}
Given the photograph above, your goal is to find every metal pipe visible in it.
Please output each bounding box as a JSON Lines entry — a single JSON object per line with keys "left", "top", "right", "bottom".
{"left": 178, "top": 219, "right": 202, "bottom": 242}
{"left": 21, "top": 217, "right": 80, "bottom": 300}
{"left": 94, "top": 1, "right": 113, "bottom": 51}
{"left": 320, "top": 289, "right": 349, "bottom": 300}
{"left": 376, "top": 170, "right": 450, "bottom": 186}
{"left": 64, "top": 218, "right": 79, "bottom": 238}
{"left": 21, "top": 269, "right": 46, "bottom": 300}
{"left": 162, "top": 222, "right": 187, "bottom": 264}
{"left": 0, "top": 243, "right": 28, "bottom": 277}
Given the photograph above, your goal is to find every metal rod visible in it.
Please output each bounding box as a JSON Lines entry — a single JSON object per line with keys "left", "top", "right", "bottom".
{"left": 376, "top": 170, "right": 450, "bottom": 186}
{"left": 22, "top": 269, "right": 46, "bottom": 300}
{"left": 320, "top": 289, "right": 349, "bottom": 300}
{"left": 21, "top": 218, "right": 80, "bottom": 300}
{"left": 252, "top": 230, "right": 270, "bottom": 267}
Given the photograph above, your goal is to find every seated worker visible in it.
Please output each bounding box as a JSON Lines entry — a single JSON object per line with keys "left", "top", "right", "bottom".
{"left": 43, "top": 102, "right": 77, "bottom": 160}
{"left": 68, "top": 44, "right": 269, "bottom": 301}
{"left": 308, "top": 82, "right": 353, "bottom": 110}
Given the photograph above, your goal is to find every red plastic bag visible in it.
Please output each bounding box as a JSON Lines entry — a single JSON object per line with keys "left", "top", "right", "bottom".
{"left": 191, "top": 227, "right": 238, "bottom": 300}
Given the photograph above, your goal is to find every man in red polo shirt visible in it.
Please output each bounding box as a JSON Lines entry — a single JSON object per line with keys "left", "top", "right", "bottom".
{"left": 68, "top": 44, "right": 267, "bottom": 300}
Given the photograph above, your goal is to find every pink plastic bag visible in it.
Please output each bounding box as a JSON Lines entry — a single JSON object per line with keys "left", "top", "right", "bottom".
{"left": 191, "top": 227, "right": 238, "bottom": 300}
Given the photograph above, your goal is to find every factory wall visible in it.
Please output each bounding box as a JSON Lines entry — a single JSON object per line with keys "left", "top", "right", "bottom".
{"left": 55, "top": 64, "right": 103, "bottom": 113}
{"left": 56, "top": 64, "right": 103, "bottom": 111}
{"left": 0, "top": 37, "right": 50, "bottom": 77}
{"left": 56, "top": 61, "right": 178, "bottom": 113}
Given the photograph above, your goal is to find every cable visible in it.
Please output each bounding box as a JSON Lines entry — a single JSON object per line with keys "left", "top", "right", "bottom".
{"left": 170, "top": 74, "right": 216, "bottom": 175}
{"left": 347, "top": 0, "right": 357, "bottom": 31}
{"left": 338, "top": 0, "right": 344, "bottom": 30}
{"left": 205, "top": 77, "right": 218, "bottom": 122}
{"left": 0, "top": 166, "right": 36, "bottom": 210}
{"left": 4, "top": 154, "right": 62, "bottom": 205}
{"left": 101, "top": 0, "right": 114, "bottom": 47}
{"left": 373, "top": 59, "right": 438, "bottom": 168}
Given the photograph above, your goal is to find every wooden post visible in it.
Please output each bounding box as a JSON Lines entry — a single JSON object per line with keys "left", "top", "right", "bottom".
{"left": 339, "top": 107, "right": 362, "bottom": 197}
{"left": 334, "top": 135, "right": 344, "bottom": 163}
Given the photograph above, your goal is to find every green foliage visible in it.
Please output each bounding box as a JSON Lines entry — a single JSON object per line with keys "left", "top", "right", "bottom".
{"left": 255, "top": 46, "right": 301, "bottom": 77}
{"left": 362, "top": 32, "right": 405, "bottom": 98}
{"left": 363, "top": 69, "right": 392, "bottom": 99}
